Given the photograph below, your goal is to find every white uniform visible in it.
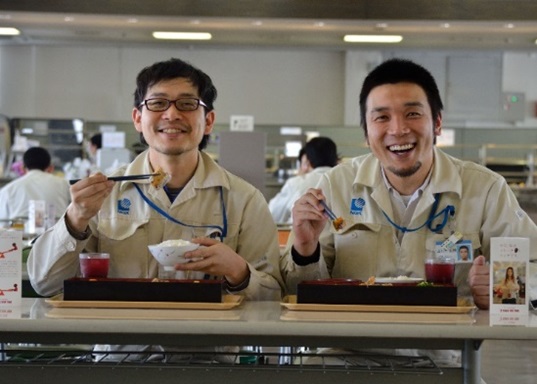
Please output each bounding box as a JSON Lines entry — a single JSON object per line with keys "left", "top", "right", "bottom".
{"left": 281, "top": 148, "right": 537, "bottom": 296}
{"left": 28, "top": 150, "right": 283, "bottom": 300}
{"left": 269, "top": 167, "right": 332, "bottom": 224}
{"left": 0, "top": 170, "right": 70, "bottom": 223}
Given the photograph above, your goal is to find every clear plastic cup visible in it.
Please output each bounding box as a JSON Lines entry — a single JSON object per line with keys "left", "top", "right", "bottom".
{"left": 425, "top": 255, "right": 455, "bottom": 284}
{"left": 79, "top": 253, "right": 110, "bottom": 278}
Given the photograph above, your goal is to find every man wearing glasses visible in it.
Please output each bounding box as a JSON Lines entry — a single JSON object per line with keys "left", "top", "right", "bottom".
{"left": 28, "top": 58, "right": 283, "bottom": 303}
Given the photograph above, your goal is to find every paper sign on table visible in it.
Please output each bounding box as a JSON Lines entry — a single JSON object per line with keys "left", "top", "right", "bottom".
{"left": 28, "top": 199, "right": 46, "bottom": 234}
{"left": 0, "top": 229, "right": 22, "bottom": 317}
{"left": 490, "top": 237, "right": 529, "bottom": 325}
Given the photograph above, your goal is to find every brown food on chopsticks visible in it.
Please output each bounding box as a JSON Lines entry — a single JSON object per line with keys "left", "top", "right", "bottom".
{"left": 150, "top": 167, "right": 171, "bottom": 189}
{"left": 332, "top": 216, "right": 345, "bottom": 231}
{"left": 319, "top": 199, "right": 345, "bottom": 231}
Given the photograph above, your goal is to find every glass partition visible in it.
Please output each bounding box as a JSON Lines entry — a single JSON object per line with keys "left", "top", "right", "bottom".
{"left": 10, "top": 118, "right": 86, "bottom": 169}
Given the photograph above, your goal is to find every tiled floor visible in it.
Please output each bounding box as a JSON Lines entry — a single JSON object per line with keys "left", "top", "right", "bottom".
{"left": 481, "top": 339, "right": 537, "bottom": 384}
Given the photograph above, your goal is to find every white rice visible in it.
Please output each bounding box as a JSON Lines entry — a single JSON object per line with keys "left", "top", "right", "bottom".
{"left": 158, "top": 239, "right": 192, "bottom": 247}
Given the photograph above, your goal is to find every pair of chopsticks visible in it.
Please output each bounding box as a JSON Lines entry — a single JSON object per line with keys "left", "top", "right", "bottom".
{"left": 319, "top": 200, "right": 337, "bottom": 221}
{"left": 69, "top": 173, "right": 158, "bottom": 185}
{"left": 320, "top": 200, "right": 345, "bottom": 230}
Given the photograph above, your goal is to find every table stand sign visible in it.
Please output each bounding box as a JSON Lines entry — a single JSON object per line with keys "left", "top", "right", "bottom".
{"left": 489, "top": 237, "right": 529, "bottom": 326}
{"left": 0, "top": 229, "right": 22, "bottom": 318}
{"left": 28, "top": 200, "right": 47, "bottom": 235}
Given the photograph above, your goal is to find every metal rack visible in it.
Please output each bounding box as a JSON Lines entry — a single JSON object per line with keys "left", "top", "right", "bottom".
{"left": 1, "top": 344, "right": 442, "bottom": 376}
{"left": 478, "top": 143, "right": 537, "bottom": 186}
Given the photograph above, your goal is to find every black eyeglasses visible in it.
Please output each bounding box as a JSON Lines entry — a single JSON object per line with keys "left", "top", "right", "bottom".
{"left": 139, "top": 98, "right": 208, "bottom": 112}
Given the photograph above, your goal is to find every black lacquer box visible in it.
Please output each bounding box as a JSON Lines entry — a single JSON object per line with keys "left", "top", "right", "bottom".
{"left": 63, "top": 278, "right": 224, "bottom": 303}
{"left": 297, "top": 279, "right": 457, "bottom": 306}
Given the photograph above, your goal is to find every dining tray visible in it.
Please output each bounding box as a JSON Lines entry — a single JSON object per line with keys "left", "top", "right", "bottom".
{"left": 297, "top": 278, "right": 458, "bottom": 306}
{"left": 63, "top": 277, "right": 224, "bottom": 303}
{"left": 282, "top": 295, "right": 475, "bottom": 314}
{"left": 45, "top": 306, "right": 243, "bottom": 320}
{"left": 46, "top": 293, "right": 243, "bottom": 310}
{"left": 280, "top": 307, "right": 476, "bottom": 324}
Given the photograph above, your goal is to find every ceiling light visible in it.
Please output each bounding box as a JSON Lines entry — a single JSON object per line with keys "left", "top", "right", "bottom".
{"left": 0, "top": 27, "right": 20, "bottom": 36}
{"left": 152, "top": 32, "right": 212, "bottom": 40}
{"left": 344, "top": 35, "right": 403, "bottom": 43}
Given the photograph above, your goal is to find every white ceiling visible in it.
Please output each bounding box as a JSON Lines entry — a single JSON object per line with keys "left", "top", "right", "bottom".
{"left": 1, "top": 1, "right": 537, "bottom": 50}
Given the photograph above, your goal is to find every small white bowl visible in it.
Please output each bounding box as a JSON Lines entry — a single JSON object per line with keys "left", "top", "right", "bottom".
{"left": 148, "top": 241, "right": 201, "bottom": 271}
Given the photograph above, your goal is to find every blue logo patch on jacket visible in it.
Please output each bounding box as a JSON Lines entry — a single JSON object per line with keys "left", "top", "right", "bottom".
{"left": 117, "top": 198, "right": 131, "bottom": 215}
{"left": 350, "top": 198, "right": 365, "bottom": 215}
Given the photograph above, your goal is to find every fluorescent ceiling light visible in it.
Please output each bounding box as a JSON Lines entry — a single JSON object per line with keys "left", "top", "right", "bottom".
{"left": 152, "top": 31, "right": 212, "bottom": 40}
{"left": 344, "top": 34, "right": 403, "bottom": 43}
{"left": 0, "top": 27, "right": 20, "bottom": 36}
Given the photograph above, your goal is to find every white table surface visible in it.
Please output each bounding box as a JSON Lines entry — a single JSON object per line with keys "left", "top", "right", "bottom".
{"left": 1, "top": 298, "right": 537, "bottom": 384}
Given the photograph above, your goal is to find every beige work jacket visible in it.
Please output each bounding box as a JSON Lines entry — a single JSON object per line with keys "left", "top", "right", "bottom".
{"left": 281, "top": 148, "right": 537, "bottom": 295}
{"left": 28, "top": 151, "right": 283, "bottom": 300}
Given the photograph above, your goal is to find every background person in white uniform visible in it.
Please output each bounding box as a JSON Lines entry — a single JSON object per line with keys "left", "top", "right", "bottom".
{"left": 0, "top": 146, "right": 70, "bottom": 227}
{"left": 269, "top": 137, "right": 338, "bottom": 224}
{"left": 269, "top": 148, "right": 309, "bottom": 223}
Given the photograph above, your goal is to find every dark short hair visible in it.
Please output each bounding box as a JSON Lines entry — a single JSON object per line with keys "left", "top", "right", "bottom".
{"left": 296, "top": 147, "right": 306, "bottom": 163}
{"left": 304, "top": 137, "right": 338, "bottom": 168}
{"left": 359, "top": 58, "right": 443, "bottom": 139}
{"left": 90, "top": 133, "right": 102, "bottom": 149}
{"left": 23, "top": 147, "right": 51, "bottom": 171}
{"left": 134, "top": 58, "right": 217, "bottom": 151}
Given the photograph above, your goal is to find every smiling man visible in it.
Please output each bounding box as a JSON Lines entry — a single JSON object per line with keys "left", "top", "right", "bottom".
{"left": 28, "top": 58, "right": 283, "bottom": 302}
{"left": 279, "top": 58, "right": 537, "bottom": 370}
{"left": 280, "top": 58, "right": 537, "bottom": 312}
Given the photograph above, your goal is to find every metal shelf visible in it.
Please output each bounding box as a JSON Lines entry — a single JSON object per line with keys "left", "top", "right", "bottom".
{"left": 1, "top": 345, "right": 442, "bottom": 376}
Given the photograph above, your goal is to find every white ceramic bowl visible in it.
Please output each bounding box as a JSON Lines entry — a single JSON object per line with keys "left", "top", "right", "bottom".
{"left": 148, "top": 241, "right": 201, "bottom": 270}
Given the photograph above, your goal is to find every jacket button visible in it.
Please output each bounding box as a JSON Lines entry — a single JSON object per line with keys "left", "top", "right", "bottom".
{"left": 66, "top": 240, "right": 76, "bottom": 251}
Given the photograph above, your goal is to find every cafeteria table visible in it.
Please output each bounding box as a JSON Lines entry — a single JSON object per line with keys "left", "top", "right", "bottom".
{"left": 0, "top": 297, "right": 536, "bottom": 384}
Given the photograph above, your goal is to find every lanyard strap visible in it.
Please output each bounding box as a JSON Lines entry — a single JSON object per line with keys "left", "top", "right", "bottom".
{"left": 133, "top": 183, "right": 228, "bottom": 239}
{"left": 382, "top": 193, "right": 455, "bottom": 233}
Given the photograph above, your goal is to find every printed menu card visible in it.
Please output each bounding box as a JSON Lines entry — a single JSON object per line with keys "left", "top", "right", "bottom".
{"left": 0, "top": 229, "right": 22, "bottom": 318}
{"left": 490, "top": 237, "right": 529, "bottom": 326}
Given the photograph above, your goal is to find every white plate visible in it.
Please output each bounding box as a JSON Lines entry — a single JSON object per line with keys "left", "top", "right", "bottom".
{"left": 374, "top": 277, "right": 424, "bottom": 284}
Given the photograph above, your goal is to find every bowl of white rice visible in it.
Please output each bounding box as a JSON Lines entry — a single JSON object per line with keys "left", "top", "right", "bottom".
{"left": 148, "top": 239, "right": 201, "bottom": 270}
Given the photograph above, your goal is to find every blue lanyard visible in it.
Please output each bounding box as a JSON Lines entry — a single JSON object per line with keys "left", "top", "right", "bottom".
{"left": 133, "top": 183, "right": 228, "bottom": 240}
{"left": 382, "top": 193, "right": 455, "bottom": 233}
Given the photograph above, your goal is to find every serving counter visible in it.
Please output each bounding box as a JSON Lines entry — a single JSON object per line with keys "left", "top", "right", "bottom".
{"left": 1, "top": 298, "right": 537, "bottom": 384}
